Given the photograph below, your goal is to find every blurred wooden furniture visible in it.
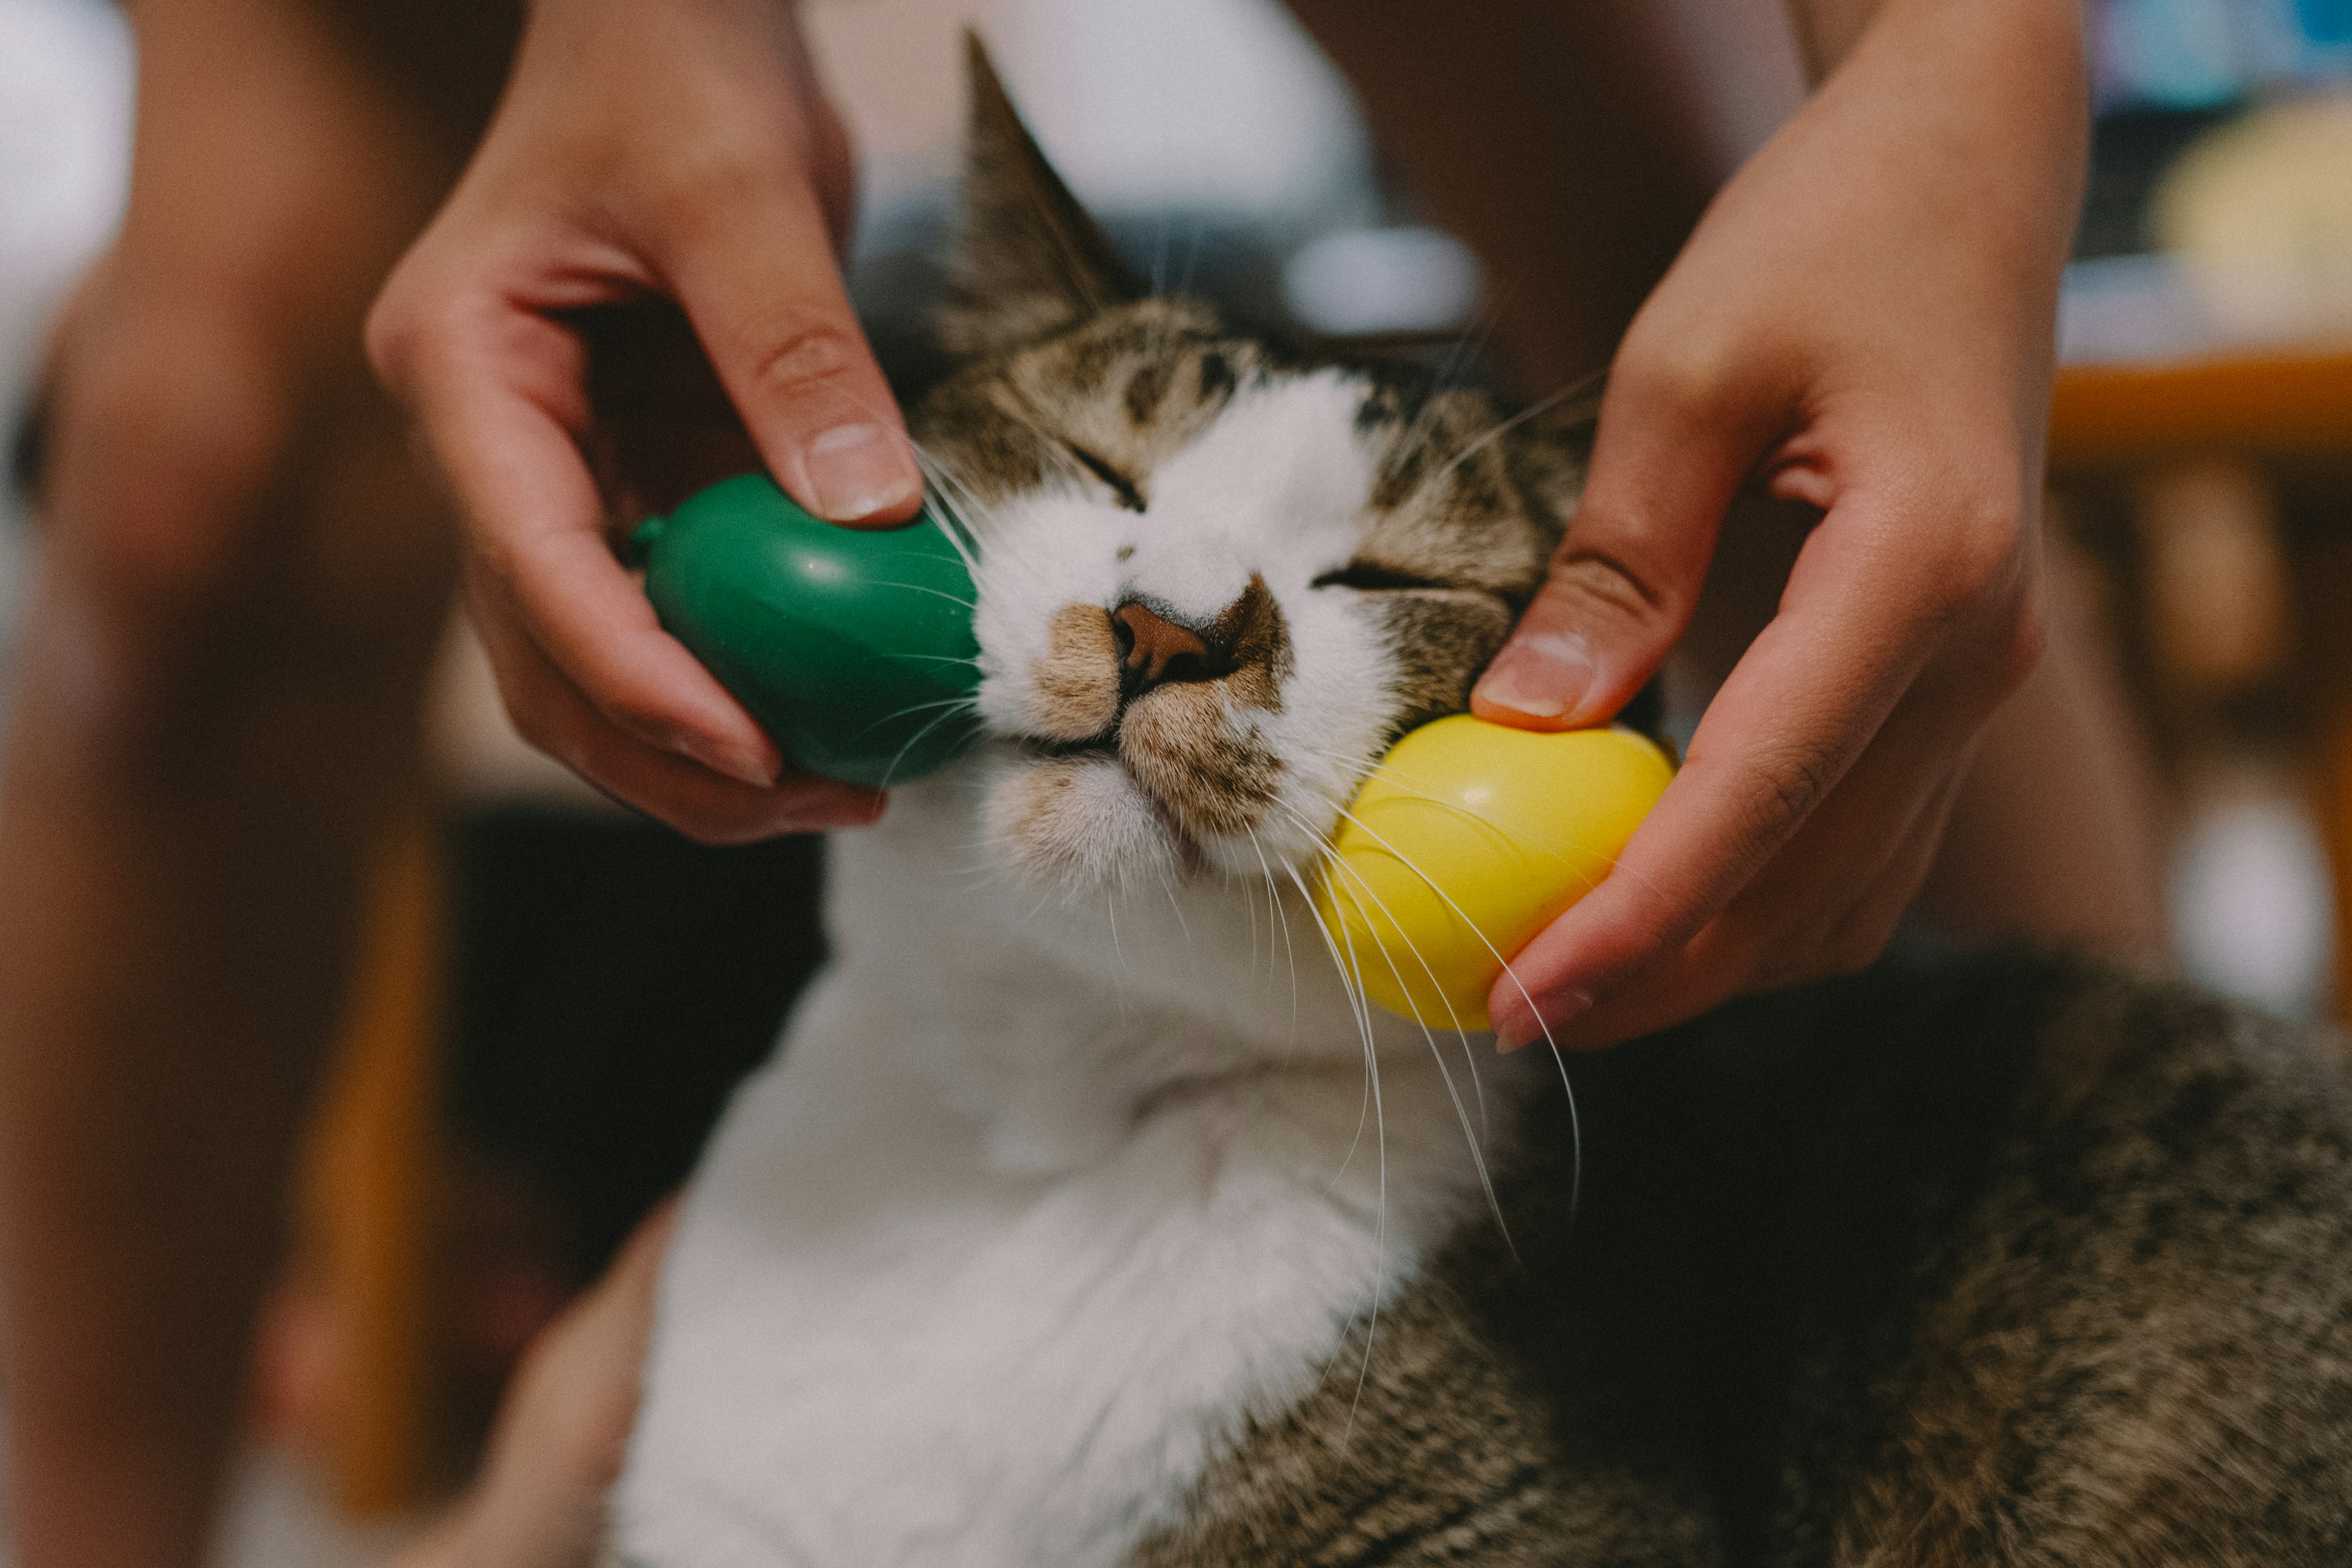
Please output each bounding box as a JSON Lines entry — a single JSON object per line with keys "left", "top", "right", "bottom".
{"left": 2051, "top": 346, "right": 2352, "bottom": 466}
{"left": 290, "top": 816, "right": 447, "bottom": 1517}
{"left": 2050, "top": 343, "right": 2352, "bottom": 1018}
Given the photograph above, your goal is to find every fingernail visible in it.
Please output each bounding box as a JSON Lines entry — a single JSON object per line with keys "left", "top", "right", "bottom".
{"left": 1494, "top": 987, "right": 1594, "bottom": 1052}
{"left": 789, "top": 786, "right": 888, "bottom": 833}
{"left": 1475, "top": 631, "right": 1596, "bottom": 723}
{"left": 805, "top": 424, "right": 921, "bottom": 522}
{"left": 683, "top": 734, "right": 778, "bottom": 789}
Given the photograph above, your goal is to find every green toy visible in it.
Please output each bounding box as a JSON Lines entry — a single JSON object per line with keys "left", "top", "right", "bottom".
{"left": 630, "top": 475, "right": 983, "bottom": 788}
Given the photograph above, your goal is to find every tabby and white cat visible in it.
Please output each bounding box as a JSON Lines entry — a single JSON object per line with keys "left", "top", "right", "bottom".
{"left": 609, "top": 45, "right": 2352, "bottom": 1566}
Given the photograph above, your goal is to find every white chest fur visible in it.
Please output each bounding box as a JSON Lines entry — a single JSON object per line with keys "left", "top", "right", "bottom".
{"left": 610, "top": 802, "right": 1535, "bottom": 1567}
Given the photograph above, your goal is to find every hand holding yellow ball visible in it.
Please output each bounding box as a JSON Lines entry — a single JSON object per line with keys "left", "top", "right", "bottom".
{"left": 1313, "top": 715, "right": 1675, "bottom": 1032}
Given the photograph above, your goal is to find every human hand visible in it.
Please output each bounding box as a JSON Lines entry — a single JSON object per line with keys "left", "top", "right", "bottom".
{"left": 1474, "top": 0, "right": 2086, "bottom": 1049}
{"left": 395, "top": 1204, "right": 674, "bottom": 1568}
{"left": 366, "top": 0, "right": 913, "bottom": 842}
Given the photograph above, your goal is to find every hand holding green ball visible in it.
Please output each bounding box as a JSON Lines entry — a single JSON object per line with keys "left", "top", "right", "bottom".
{"left": 632, "top": 475, "right": 984, "bottom": 790}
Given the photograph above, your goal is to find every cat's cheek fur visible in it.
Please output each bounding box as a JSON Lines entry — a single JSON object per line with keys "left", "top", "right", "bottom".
{"left": 969, "top": 491, "right": 1128, "bottom": 738}
{"left": 981, "top": 753, "right": 1182, "bottom": 889}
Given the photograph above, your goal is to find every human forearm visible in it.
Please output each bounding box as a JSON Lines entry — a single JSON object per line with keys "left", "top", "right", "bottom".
{"left": 1789, "top": 0, "right": 2082, "bottom": 85}
{"left": 1468, "top": 0, "right": 2092, "bottom": 1044}
{"left": 1281, "top": 1, "right": 1755, "bottom": 390}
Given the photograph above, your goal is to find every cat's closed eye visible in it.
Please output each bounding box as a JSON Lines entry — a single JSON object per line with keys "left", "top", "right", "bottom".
{"left": 1311, "top": 562, "right": 1450, "bottom": 593}
{"left": 1063, "top": 442, "right": 1146, "bottom": 513}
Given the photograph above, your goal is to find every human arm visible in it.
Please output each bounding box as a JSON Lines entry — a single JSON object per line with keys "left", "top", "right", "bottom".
{"left": 1295, "top": 0, "right": 2092, "bottom": 1047}
{"left": 395, "top": 1205, "right": 673, "bottom": 1568}
{"left": 366, "top": 0, "right": 915, "bottom": 842}
{"left": 1467, "top": 0, "right": 2087, "bottom": 1046}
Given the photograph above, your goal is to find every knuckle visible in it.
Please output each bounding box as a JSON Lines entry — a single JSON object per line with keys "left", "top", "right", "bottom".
{"left": 750, "top": 320, "right": 863, "bottom": 400}
{"left": 1923, "top": 500, "right": 2026, "bottom": 612}
{"left": 1756, "top": 736, "right": 1836, "bottom": 828}
{"left": 1620, "top": 328, "right": 1741, "bottom": 424}
{"left": 642, "top": 132, "right": 789, "bottom": 237}
{"left": 52, "top": 373, "right": 294, "bottom": 616}
{"left": 1740, "top": 733, "right": 1841, "bottom": 845}
{"left": 1548, "top": 544, "right": 1672, "bottom": 628}
{"left": 363, "top": 280, "right": 460, "bottom": 397}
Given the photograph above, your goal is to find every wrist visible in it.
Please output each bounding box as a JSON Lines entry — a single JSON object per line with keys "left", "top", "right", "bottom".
{"left": 1817, "top": 0, "right": 2089, "bottom": 272}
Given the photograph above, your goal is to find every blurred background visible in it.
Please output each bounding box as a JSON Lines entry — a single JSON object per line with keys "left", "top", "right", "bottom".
{"left": 1, "top": 0, "right": 2350, "bottom": 1557}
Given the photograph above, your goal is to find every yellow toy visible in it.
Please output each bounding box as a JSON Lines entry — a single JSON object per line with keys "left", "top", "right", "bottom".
{"left": 1313, "top": 715, "right": 1675, "bottom": 1031}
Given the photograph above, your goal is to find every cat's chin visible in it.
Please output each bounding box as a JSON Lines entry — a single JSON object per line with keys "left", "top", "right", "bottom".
{"left": 981, "top": 752, "right": 1196, "bottom": 889}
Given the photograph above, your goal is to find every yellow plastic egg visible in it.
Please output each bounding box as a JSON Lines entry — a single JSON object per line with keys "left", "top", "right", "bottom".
{"left": 1312, "top": 715, "right": 1675, "bottom": 1030}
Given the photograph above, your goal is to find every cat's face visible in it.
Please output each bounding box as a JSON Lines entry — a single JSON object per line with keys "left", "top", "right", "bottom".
{"left": 912, "top": 48, "right": 1577, "bottom": 896}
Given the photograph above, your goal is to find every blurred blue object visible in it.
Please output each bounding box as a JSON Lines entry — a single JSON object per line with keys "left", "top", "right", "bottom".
{"left": 2097, "top": 0, "right": 2352, "bottom": 107}
{"left": 2102, "top": 0, "right": 2248, "bottom": 107}
{"left": 2299, "top": 0, "right": 2352, "bottom": 47}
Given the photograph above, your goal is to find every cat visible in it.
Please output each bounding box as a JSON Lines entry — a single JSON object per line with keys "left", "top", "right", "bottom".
{"left": 608, "top": 41, "right": 2352, "bottom": 1566}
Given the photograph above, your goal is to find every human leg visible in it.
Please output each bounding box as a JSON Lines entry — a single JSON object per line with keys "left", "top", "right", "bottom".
{"left": 0, "top": 2, "right": 503, "bottom": 1562}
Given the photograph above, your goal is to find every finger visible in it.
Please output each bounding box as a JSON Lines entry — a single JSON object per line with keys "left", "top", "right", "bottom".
{"left": 463, "top": 1206, "right": 680, "bottom": 1568}
{"left": 1472, "top": 334, "right": 1790, "bottom": 729}
{"left": 472, "top": 587, "right": 884, "bottom": 843}
{"left": 1516, "top": 824, "right": 1921, "bottom": 1051}
{"left": 565, "top": 1197, "right": 680, "bottom": 1365}
{"left": 1487, "top": 492, "right": 2021, "bottom": 1040}
{"left": 658, "top": 167, "right": 922, "bottom": 527}
{"left": 1521, "top": 753, "right": 1968, "bottom": 1051}
{"left": 404, "top": 303, "right": 789, "bottom": 788}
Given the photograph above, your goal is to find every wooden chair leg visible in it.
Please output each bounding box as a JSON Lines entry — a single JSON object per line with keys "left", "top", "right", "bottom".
{"left": 295, "top": 814, "right": 445, "bottom": 1517}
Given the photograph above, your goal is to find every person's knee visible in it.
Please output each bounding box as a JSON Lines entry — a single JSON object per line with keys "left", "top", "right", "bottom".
{"left": 42, "top": 326, "right": 296, "bottom": 622}
{"left": 19, "top": 315, "right": 452, "bottom": 769}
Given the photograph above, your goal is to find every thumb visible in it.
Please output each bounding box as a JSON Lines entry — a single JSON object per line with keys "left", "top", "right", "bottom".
{"left": 662, "top": 173, "right": 922, "bottom": 527}
{"left": 1471, "top": 361, "right": 1777, "bottom": 730}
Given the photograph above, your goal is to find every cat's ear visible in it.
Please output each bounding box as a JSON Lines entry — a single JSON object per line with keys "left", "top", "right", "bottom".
{"left": 939, "top": 34, "right": 1142, "bottom": 358}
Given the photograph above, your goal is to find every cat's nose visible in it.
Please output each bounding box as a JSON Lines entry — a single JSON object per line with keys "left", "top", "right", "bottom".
{"left": 1112, "top": 600, "right": 1219, "bottom": 695}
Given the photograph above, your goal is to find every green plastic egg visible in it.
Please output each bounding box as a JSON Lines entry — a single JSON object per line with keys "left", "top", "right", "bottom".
{"left": 631, "top": 475, "right": 982, "bottom": 788}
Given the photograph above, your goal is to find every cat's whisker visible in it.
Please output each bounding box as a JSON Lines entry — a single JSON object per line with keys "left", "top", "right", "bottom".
{"left": 1423, "top": 366, "right": 1606, "bottom": 502}
{"left": 872, "top": 698, "right": 984, "bottom": 788}
{"left": 873, "top": 650, "right": 986, "bottom": 668}
{"left": 779, "top": 385, "right": 1001, "bottom": 585}
{"left": 854, "top": 579, "right": 978, "bottom": 611}
{"left": 1289, "top": 865, "right": 1392, "bottom": 1392}
{"left": 1317, "top": 798, "right": 1583, "bottom": 1234}
{"left": 1267, "top": 799, "right": 1507, "bottom": 1228}
{"left": 861, "top": 693, "right": 981, "bottom": 729}
{"left": 908, "top": 456, "right": 992, "bottom": 578}
{"left": 1315, "top": 848, "right": 1513, "bottom": 1258}
{"left": 1243, "top": 826, "right": 1303, "bottom": 1046}
{"left": 1238, "top": 846, "right": 1262, "bottom": 986}
{"left": 1158, "top": 865, "right": 1196, "bottom": 957}
{"left": 1102, "top": 886, "right": 1133, "bottom": 1016}
{"left": 1302, "top": 865, "right": 1391, "bottom": 1451}
{"left": 1281, "top": 737, "right": 1673, "bottom": 912}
